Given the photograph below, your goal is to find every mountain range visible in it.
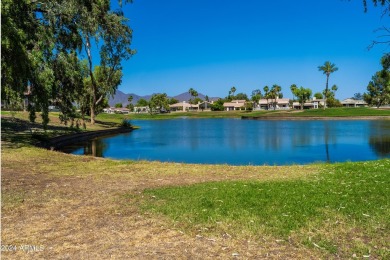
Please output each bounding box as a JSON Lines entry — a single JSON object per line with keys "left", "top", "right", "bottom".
{"left": 108, "top": 90, "right": 220, "bottom": 107}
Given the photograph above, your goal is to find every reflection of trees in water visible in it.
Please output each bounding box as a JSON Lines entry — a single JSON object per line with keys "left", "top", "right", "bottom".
{"left": 324, "top": 121, "right": 330, "bottom": 162}
{"left": 369, "top": 121, "right": 390, "bottom": 156}
{"left": 322, "top": 121, "right": 340, "bottom": 163}
{"left": 369, "top": 136, "right": 390, "bottom": 156}
{"left": 84, "top": 138, "right": 108, "bottom": 157}
{"left": 262, "top": 121, "right": 282, "bottom": 151}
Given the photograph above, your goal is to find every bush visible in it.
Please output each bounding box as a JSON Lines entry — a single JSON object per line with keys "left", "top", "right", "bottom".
{"left": 121, "top": 119, "right": 132, "bottom": 128}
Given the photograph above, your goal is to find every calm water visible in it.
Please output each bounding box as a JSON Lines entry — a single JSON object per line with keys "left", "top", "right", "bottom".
{"left": 61, "top": 119, "right": 390, "bottom": 165}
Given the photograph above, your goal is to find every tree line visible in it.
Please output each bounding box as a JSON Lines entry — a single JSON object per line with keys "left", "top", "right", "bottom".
{"left": 117, "top": 55, "right": 389, "bottom": 113}
{"left": 2, "top": 0, "right": 389, "bottom": 127}
{"left": 2, "top": 0, "right": 135, "bottom": 128}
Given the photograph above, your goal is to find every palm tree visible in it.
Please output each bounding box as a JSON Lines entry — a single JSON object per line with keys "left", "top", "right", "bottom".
{"left": 263, "top": 86, "right": 270, "bottom": 110}
{"left": 318, "top": 61, "right": 338, "bottom": 109}
{"left": 251, "top": 89, "right": 262, "bottom": 109}
{"left": 290, "top": 84, "right": 297, "bottom": 100}
{"left": 188, "top": 88, "right": 198, "bottom": 105}
{"left": 188, "top": 88, "right": 198, "bottom": 98}
{"left": 271, "top": 84, "right": 282, "bottom": 110}
{"left": 230, "top": 86, "right": 236, "bottom": 97}
{"left": 290, "top": 84, "right": 298, "bottom": 109}
{"left": 128, "top": 95, "right": 133, "bottom": 103}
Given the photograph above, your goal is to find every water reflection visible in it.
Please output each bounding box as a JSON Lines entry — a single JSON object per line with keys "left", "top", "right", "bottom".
{"left": 61, "top": 119, "right": 390, "bottom": 165}
{"left": 85, "top": 138, "right": 108, "bottom": 157}
{"left": 369, "top": 121, "right": 390, "bottom": 156}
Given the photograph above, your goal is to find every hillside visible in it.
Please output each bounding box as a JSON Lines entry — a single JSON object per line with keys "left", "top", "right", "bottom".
{"left": 108, "top": 90, "right": 220, "bottom": 107}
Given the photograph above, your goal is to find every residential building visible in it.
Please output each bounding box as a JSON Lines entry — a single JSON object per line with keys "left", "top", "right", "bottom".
{"left": 341, "top": 98, "right": 368, "bottom": 107}
{"left": 254, "top": 98, "right": 290, "bottom": 110}
{"left": 169, "top": 101, "right": 199, "bottom": 112}
{"left": 103, "top": 107, "right": 130, "bottom": 114}
{"left": 223, "top": 100, "right": 248, "bottom": 111}
{"left": 292, "top": 98, "right": 325, "bottom": 109}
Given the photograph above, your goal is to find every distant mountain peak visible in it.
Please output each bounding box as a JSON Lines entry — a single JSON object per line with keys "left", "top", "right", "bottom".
{"left": 108, "top": 90, "right": 220, "bottom": 107}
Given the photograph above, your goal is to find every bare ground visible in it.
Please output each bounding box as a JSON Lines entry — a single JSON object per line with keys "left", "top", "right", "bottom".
{"left": 1, "top": 144, "right": 322, "bottom": 259}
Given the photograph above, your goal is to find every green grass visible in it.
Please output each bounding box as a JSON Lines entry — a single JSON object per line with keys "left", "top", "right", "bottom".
{"left": 96, "top": 110, "right": 255, "bottom": 121}
{"left": 98, "top": 107, "right": 390, "bottom": 121}
{"left": 245, "top": 107, "right": 390, "bottom": 117}
{"left": 141, "top": 159, "right": 390, "bottom": 257}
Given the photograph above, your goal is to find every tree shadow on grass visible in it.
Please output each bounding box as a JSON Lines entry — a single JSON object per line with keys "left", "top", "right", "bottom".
{"left": 1, "top": 117, "right": 81, "bottom": 149}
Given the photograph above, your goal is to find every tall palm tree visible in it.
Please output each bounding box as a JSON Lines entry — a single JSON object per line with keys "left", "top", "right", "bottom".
{"left": 290, "top": 84, "right": 297, "bottom": 100}
{"left": 188, "top": 88, "right": 198, "bottom": 104}
{"left": 271, "top": 84, "right": 282, "bottom": 110}
{"left": 318, "top": 61, "right": 338, "bottom": 109}
{"left": 263, "top": 86, "right": 270, "bottom": 110}
{"left": 188, "top": 88, "right": 198, "bottom": 109}
{"left": 230, "top": 86, "right": 236, "bottom": 97}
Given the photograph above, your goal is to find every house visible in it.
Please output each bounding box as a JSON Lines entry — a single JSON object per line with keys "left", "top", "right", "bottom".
{"left": 254, "top": 98, "right": 290, "bottom": 110}
{"left": 169, "top": 101, "right": 199, "bottom": 112}
{"left": 223, "top": 100, "right": 248, "bottom": 111}
{"left": 312, "top": 98, "right": 326, "bottom": 108}
{"left": 134, "top": 106, "right": 150, "bottom": 113}
{"left": 273, "top": 98, "right": 290, "bottom": 109}
{"left": 341, "top": 98, "right": 367, "bottom": 107}
{"left": 292, "top": 102, "right": 315, "bottom": 109}
{"left": 103, "top": 107, "right": 130, "bottom": 114}
{"left": 292, "top": 98, "right": 325, "bottom": 109}
{"left": 199, "top": 101, "right": 213, "bottom": 111}
{"left": 115, "top": 107, "right": 130, "bottom": 114}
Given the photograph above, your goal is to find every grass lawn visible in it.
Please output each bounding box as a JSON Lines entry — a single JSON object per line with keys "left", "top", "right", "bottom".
{"left": 1, "top": 115, "right": 389, "bottom": 258}
{"left": 141, "top": 160, "right": 390, "bottom": 258}
{"left": 245, "top": 107, "right": 390, "bottom": 118}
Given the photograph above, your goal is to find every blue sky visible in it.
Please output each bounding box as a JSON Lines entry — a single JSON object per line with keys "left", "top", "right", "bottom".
{"left": 115, "top": 0, "right": 389, "bottom": 99}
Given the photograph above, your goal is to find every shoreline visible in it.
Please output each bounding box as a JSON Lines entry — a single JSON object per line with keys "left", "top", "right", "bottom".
{"left": 40, "top": 126, "right": 134, "bottom": 150}
{"left": 241, "top": 115, "right": 390, "bottom": 120}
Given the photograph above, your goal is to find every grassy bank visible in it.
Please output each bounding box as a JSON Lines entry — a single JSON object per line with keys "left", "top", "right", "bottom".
{"left": 141, "top": 160, "right": 390, "bottom": 258}
{"left": 1, "top": 115, "right": 389, "bottom": 258}
{"left": 2, "top": 108, "right": 389, "bottom": 130}
{"left": 245, "top": 107, "right": 390, "bottom": 118}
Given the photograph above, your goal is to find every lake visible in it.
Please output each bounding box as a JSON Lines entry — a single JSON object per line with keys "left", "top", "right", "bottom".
{"left": 61, "top": 118, "right": 390, "bottom": 165}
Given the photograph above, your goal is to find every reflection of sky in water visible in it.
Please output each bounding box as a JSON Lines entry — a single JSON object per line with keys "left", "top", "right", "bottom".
{"left": 61, "top": 119, "right": 390, "bottom": 165}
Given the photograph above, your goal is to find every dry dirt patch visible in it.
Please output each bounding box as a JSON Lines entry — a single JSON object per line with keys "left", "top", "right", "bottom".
{"left": 2, "top": 146, "right": 320, "bottom": 259}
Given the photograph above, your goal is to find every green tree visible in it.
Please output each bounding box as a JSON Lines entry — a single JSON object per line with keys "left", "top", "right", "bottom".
{"left": 270, "top": 84, "right": 282, "bottom": 110}
{"left": 364, "top": 60, "right": 390, "bottom": 107}
{"left": 188, "top": 88, "right": 198, "bottom": 103}
{"left": 52, "top": 52, "right": 86, "bottom": 126}
{"left": 1, "top": 0, "right": 135, "bottom": 127}
{"left": 78, "top": 2, "right": 134, "bottom": 124}
{"left": 191, "top": 97, "right": 203, "bottom": 105}
{"left": 234, "top": 93, "right": 249, "bottom": 101}
{"left": 149, "top": 93, "right": 169, "bottom": 114}
{"left": 168, "top": 98, "right": 179, "bottom": 105}
{"left": 314, "top": 92, "right": 324, "bottom": 99}
{"left": 210, "top": 99, "right": 225, "bottom": 111}
{"left": 263, "top": 86, "right": 270, "bottom": 110}
{"left": 83, "top": 66, "right": 122, "bottom": 118}
{"left": 251, "top": 89, "right": 262, "bottom": 109}
{"left": 126, "top": 103, "right": 134, "bottom": 111}
{"left": 290, "top": 84, "right": 298, "bottom": 101}
{"left": 230, "top": 86, "right": 237, "bottom": 97}
{"left": 353, "top": 92, "right": 363, "bottom": 100}
{"left": 318, "top": 61, "right": 338, "bottom": 109}
{"left": 293, "top": 87, "right": 312, "bottom": 110}
{"left": 115, "top": 103, "right": 123, "bottom": 108}
{"left": 136, "top": 98, "right": 149, "bottom": 107}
